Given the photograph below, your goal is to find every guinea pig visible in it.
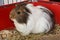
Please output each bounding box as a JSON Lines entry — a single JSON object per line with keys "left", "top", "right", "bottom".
{"left": 9, "top": 2, "right": 54, "bottom": 36}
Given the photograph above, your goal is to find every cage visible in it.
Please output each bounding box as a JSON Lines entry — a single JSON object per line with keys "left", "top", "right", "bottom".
{"left": 0, "top": 0, "right": 60, "bottom": 30}
{"left": 0, "top": 0, "right": 60, "bottom": 40}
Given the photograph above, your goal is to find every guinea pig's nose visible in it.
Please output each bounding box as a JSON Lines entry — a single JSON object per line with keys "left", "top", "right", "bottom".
{"left": 9, "top": 14, "right": 15, "bottom": 19}
{"left": 10, "top": 15, "right": 13, "bottom": 19}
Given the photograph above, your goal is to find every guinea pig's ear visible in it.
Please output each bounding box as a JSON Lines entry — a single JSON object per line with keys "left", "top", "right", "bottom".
{"left": 15, "top": 4, "right": 20, "bottom": 10}
{"left": 15, "top": 1, "right": 28, "bottom": 9}
{"left": 15, "top": 4, "right": 20, "bottom": 7}
{"left": 20, "top": 1, "right": 28, "bottom": 6}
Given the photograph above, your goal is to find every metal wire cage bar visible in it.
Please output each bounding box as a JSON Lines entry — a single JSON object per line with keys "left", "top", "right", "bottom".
{"left": 0, "top": 0, "right": 38, "bottom": 6}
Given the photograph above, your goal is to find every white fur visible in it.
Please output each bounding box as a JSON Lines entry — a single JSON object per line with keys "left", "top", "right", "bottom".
{"left": 12, "top": 4, "right": 53, "bottom": 36}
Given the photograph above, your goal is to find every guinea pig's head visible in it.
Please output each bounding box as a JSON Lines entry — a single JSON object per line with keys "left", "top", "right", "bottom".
{"left": 9, "top": 2, "right": 31, "bottom": 24}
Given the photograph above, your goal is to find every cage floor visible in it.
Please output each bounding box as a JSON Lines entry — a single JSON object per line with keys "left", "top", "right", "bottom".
{"left": 0, "top": 24, "right": 60, "bottom": 40}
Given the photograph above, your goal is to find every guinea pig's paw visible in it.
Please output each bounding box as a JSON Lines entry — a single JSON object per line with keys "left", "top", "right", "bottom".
{"left": 20, "top": 32, "right": 30, "bottom": 36}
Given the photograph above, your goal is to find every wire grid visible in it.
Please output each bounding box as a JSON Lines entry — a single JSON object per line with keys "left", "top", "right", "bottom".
{"left": 0, "top": 0, "right": 38, "bottom": 6}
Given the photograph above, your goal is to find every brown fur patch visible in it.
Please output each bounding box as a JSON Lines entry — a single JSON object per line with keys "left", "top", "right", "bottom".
{"left": 10, "top": 2, "right": 31, "bottom": 24}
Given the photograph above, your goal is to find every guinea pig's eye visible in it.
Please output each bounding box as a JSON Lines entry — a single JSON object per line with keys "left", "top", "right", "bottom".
{"left": 17, "top": 12, "right": 20, "bottom": 14}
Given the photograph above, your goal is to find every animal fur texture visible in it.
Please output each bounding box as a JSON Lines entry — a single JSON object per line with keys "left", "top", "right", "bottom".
{"left": 10, "top": 3, "right": 54, "bottom": 36}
